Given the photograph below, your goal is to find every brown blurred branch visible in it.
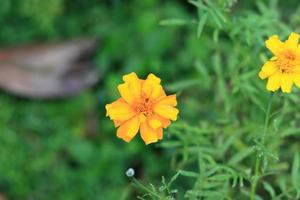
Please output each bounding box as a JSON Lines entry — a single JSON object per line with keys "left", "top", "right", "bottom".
{"left": 0, "top": 39, "right": 100, "bottom": 99}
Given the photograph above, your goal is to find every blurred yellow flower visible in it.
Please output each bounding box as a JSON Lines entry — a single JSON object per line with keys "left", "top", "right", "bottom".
{"left": 259, "top": 32, "right": 300, "bottom": 93}
{"left": 106, "top": 72, "right": 179, "bottom": 145}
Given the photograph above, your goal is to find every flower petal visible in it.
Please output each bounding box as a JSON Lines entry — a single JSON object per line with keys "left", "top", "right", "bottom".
{"left": 147, "top": 114, "right": 171, "bottom": 130}
{"left": 142, "top": 73, "right": 166, "bottom": 100}
{"left": 118, "top": 72, "right": 142, "bottom": 104}
{"left": 157, "top": 94, "right": 177, "bottom": 106}
{"left": 265, "top": 35, "right": 284, "bottom": 55}
{"left": 123, "top": 72, "right": 142, "bottom": 98}
{"left": 154, "top": 105, "right": 179, "bottom": 121}
{"left": 293, "top": 73, "right": 300, "bottom": 88}
{"left": 281, "top": 73, "right": 293, "bottom": 93}
{"left": 140, "top": 122, "right": 160, "bottom": 145}
{"left": 157, "top": 128, "right": 163, "bottom": 140}
{"left": 296, "top": 45, "right": 300, "bottom": 55}
{"left": 113, "top": 120, "right": 123, "bottom": 127}
{"left": 285, "top": 32, "right": 300, "bottom": 50}
{"left": 117, "top": 115, "right": 140, "bottom": 142}
{"left": 148, "top": 116, "right": 162, "bottom": 130}
{"left": 151, "top": 85, "right": 165, "bottom": 99}
{"left": 118, "top": 83, "right": 135, "bottom": 104}
{"left": 106, "top": 98, "right": 136, "bottom": 121}
{"left": 258, "top": 61, "right": 279, "bottom": 79}
{"left": 266, "top": 71, "right": 281, "bottom": 92}
{"left": 293, "top": 66, "right": 300, "bottom": 73}
{"left": 155, "top": 115, "right": 171, "bottom": 128}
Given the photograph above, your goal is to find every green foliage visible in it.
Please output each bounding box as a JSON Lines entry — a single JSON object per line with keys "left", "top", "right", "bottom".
{"left": 1, "top": 0, "right": 300, "bottom": 199}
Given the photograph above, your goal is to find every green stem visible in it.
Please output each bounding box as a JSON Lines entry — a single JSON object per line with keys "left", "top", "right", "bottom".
{"left": 131, "top": 177, "right": 163, "bottom": 199}
{"left": 261, "top": 93, "right": 275, "bottom": 144}
{"left": 250, "top": 92, "right": 275, "bottom": 200}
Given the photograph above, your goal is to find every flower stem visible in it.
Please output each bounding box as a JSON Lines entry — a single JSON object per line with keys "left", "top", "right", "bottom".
{"left": 131, "top": 177, "right": 163, "bottom": 199}
{"left": 250, "top": 92, "right": 275, "bottom": 200}
{"left": 261, "top": 93, "right": 275, "bottom": 144}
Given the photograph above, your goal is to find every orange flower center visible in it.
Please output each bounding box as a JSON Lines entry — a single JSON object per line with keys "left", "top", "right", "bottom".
{"left": 133, "top": 95, "right": 154, "bottom": 116}
{"left": 276, "top": 50, "right": 298, "bottom": 73}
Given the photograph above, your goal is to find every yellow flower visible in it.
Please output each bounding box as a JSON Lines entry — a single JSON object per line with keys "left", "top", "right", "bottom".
{"left": 259, "top": 32, "right": 300, "bottom": 93}
{"left": 106, "top": 72, "right": 179, "bottom": 145}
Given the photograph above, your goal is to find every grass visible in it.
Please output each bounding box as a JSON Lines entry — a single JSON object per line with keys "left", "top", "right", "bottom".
{"left": 1, "top": 0, "right": 300, "bottom": 199}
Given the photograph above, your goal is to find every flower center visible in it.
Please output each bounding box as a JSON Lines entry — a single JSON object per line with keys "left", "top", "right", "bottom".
{"left": 276, "top": 50, "right": 298, "bottom": 73}
{"left": 133, "top": 95, "right": 154, "bottom": 116}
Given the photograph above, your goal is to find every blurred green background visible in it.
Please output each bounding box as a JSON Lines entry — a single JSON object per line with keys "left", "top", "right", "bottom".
{"left": 1, "top": 0, "right": 300, "bottom": 199}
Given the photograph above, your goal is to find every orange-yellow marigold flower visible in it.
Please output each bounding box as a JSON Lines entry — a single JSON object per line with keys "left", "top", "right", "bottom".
{"left": 259, "top": 32, "right": 300, "bottom": 93}
{"left": 105, "top": 72, "right": 179, "bottom": 145}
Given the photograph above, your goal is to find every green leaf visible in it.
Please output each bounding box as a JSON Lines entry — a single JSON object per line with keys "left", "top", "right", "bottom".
{"left": 292, "top": 152, "right": 300, "bottom": 197}
{"left": 213, "top": 29, "right": 219, "bottom": 43}
{"left": 197, "top": 12, "right": 208, "bottom": 38}
{"left": 166, "top": 79, "right": 201, "bottom": 91}
{"left": 168, "top": 172, "right": 180, "bottom": 187}
{"left": 179, "top": 170, "right": 199, "bottom": 178}
{"left": 159, "top": 19, "right": 189, "bottom": 26}
{"left": 228, "top": 148, "right": 254, "bottom": 165}
{"left": 263, "top": 181, "right": 276, "bottom": 198}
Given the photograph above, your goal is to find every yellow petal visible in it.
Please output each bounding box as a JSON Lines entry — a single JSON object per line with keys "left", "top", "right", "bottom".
{"left": 142, "top": 73, "right": 166, "bottom": 100}
{"left": 296, "top": 45, "right": 300, "bottom": 55}
{"left": 113, "top": 120, "right": 123, "bottom": 127}
{"left": 140, "top": 122, "right": 159, "bottom": 145}
{"left": 293, "top": 73, "right": 300, "bottom": 88}
{"left": 146, "top": 73, "right": 161, "bottom": 84}
{"left": 265, "top": 35, "right": 284, "bottom": 55}
{"left": 118, "top": 83, "right": 135, "bottom": 104}
{"left": 123, "top": 72, "right": 142, "bottom": 99}
{"left": 148, "top": 116, "right": 162, "bottom": 130}
{"left": 285, "top": 32, "right": 299, "bottom": 50}
{"left": 117, "top": 115, "right": 140, "bottom": 142}
{"left": 293, "top": 66, "right": 300, "bottom": 73}
{"left": 259, "top": 71, "right": 268, "bottom": 80}
{"left": 118, "top": 72, "right": 142, "bottom": 104}
{"left": 140, "top": 114, "right": 147, "bottom": 123}
{"left": 154, "top": 105, "right": 179, "bottom": 121}
{"left": 266, "top": 71, "right": 281, "bottom": 92}
{"left": 258, "top": 61, "right": 279, "bottom": 79}
{"left": 155, "top": 115, "right": 171, "bottom": 128}
{"left": 157, "top": 94, "right": 177, "bottom": 106}
{"left": 281, "top": 73, "right": 293, "bottom": 93}
{"left": 157, "top": 128, "right": 163, "bottom": 140}
{"left": 151, "top": 85, "right": 165, "bottom": 99}
{"left": 106, "top": 98, "right": 136, "bottom": 121}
